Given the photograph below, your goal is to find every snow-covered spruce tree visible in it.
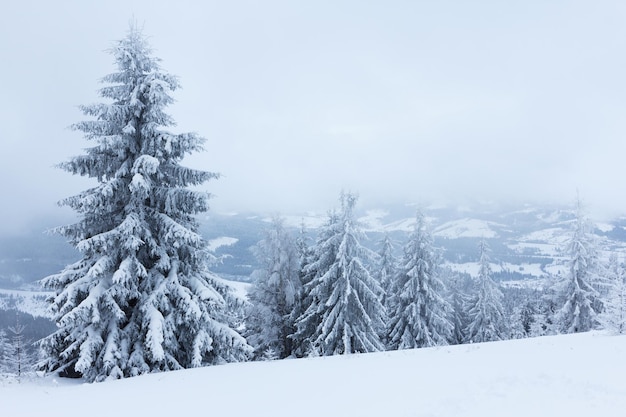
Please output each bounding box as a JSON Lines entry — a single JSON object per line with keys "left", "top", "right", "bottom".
{"left": 245, "top": 217, "right": 301, "bottom": 359}
{"left": 375, "top": 233, "right": 398, "bottom": 344}
{"left": 294, "top": 193, "right": 385, "bottom": 355}
{"left": 6, "top": 317, "right": 30, "bottom": 382}
{"left": 289, "top": 221, "right": 320, "bottom": 357}
{"left": 387, "top": 211, "right": 452, "bottom": 349}
{"left": 554, "top": 199, "right": 603, "bottom": 334}
{"left": 446, "top": 270, "right": 471, "bottom": 345}
{"left": 0, "top": 329, "right": 8, "bottom": 374}
{"left": 599, "top": 254, "right": 626, "bottom": 334}
{"left": 516, "top": 299, "right": 537, "bottom": 338}
{"left": 376, "top": 233, "right": 398, "bottom": 310}
{"left": 39, "top": 27, "right": 250, "bottom": 382}
{"left": 529, "top": 292, "right": 557, "bottom": 337}
{"left": 525, "top": 273, "right": 559, "bottom": 337}
{"left": 465, "top": 240, "right": 507, "bottom": 343}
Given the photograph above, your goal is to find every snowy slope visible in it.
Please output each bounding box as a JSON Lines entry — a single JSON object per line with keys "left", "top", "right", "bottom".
{"left": 206, "top": 236, "right": 239, "bottom": 252}
{"left": 447, "top": 261, "right": 549, "bottom": 278}
{"left": 434, "top": 218, "right": 503, "bottom": 239}
{"left": 0, "top": 288, "right": 51, "bottom": 318}
{"left": 2, "top": 332, "right": 625, "bottom": 416}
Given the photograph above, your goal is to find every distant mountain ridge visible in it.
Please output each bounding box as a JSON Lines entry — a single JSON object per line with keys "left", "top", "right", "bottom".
{"left": 197, "top": 201, "right": 626, "bottom": 284}
{"left": 2, "top": 201, "right": 626, "bottom": 288}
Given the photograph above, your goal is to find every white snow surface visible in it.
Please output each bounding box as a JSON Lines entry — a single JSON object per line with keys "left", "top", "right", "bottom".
{"left": 0, "top": 288, "right": 51, "bottom": 318}
{"left": 384, "top": 217, "right": 418, "bottom": 232}
{"left": 279, "top": 213, "right": 328, "bottom": 229}
{"left": 358, "top": 209, "right": 390, "bottom": 231}
{"left": 206, "top": 236, "right": 238, "bottom": 252}
{"left": 434, "top": 218, "right": 502, "bottom": 239}
{"left": 2, "top": 332, "right": 625, "bottom": 416}
{"left": 218, "top": 277, "right": 251, "bottom": 301}
{"left": 597, "top": 222, "right": 615, "bottom": 233}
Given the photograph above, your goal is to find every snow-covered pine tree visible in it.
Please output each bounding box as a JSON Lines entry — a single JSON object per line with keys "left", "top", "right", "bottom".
{"left": 446, "top": 270, "right": 471, "bottom": 345}
{"left": 290, "top": 216, "right": 332, "bottom": 357}
{"left": 376, "top": 233, "right": 397, "bottom": 309}
{"left": 6, "top": 317, "right": 29, "bottom": 382}
{"left": 465, "top": 240, "right": 507, "bottom": 343}
{"left": 375, "top": 233, "right": 397, "bottom": 345}
{"left": 517, "top": 300, "right": 537, "bottom": 338}
{"left": 507, "top": 304, "right": 529, "bottom": 340}
{"left": 245, "top": 217, "right": 301, "bottom": 359}
{"left": 524, "top": 273, "right": 558, "bottom": 337}
{"left": 294, "top": 193, "right": 385, "bottom": 355}
{"left": 0, "top": 329, "right": 8, "bottom": 374}
{"left": 39, "top": 26, "right": 250, "bottom": 382}
{"left": 599, "top": 254, "right": 626, "bottom": 334}
{"left": 554, "top": 198, "right": 603, "bottom": 334}
{"left": 387, "top": 211, "right": 452, "bottom": 349}
{"left": 295, "top": 220, "right": 313, "bottom": 270}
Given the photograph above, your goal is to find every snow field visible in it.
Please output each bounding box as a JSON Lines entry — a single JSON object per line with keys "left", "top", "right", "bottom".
{"left": 206, "top": 236, "right": 239, "bottom": 252}
{"left": 2, "top": 332, "right": 624, "bottom": 417}
{"left": 0, "top": 289, "right": 51, "bottom": 318}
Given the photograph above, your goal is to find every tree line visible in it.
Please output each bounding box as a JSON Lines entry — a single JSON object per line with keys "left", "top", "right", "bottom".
{"left": 243, "top": 192, "right": 626, "bottom": 360}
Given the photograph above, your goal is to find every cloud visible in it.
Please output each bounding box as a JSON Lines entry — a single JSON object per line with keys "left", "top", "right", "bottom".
{"left": 1, "top": 0, "right": 626, "bottom": 234}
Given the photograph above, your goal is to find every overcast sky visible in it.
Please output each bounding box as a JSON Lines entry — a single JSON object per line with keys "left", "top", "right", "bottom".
{"left": 1, "top": 0, "right": 625, "bottom": 234}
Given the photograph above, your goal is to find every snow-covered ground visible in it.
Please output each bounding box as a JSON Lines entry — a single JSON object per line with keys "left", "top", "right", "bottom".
{"left": 0, "top": 288, "right": 51, "bottom": 318}
{"left": 447, "top": 261, "right": 550, "bottom": 278}
{"left": 279, "top": 213, "right": 328, "bottom": 230}
{"left": 218, "top": 276, "right": 251, "bottom": 300}
{"left": 434, "top": 218, "right": 503, "bottom": 239}
{"left": 206, "top": 236, "right": 239, "bottom": 252}
{"left": 2, "top": 332, "right": 624, "bottom": 416}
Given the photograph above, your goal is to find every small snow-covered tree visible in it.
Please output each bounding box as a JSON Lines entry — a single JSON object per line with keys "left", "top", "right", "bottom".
{"left": 524, "top": 273, "right": 559, "bottom": 337}
{"left": 245, "top": 217, "right": 301, "bottom": 359}
{"left": 0, "top": 329, "right": 9, "bottom": 374}
{"left": 554, "top": 199, "right": 603, "bottom": 334}
{"left": 508, "top": 304, "right": 529, "bottom": 340}
{"left": 600, "top": 254, "right": 626, "bottom": 334}
{"left": 5, "top": 318, "right": 29, "bottom": 382}
{"left": 294, "top": 193, "right": 385, "bottom": 355}
{"left": 376, "top": 233, "right": 397, "bottom": 309}
{"left": 387, "top": 211, "right": 452, "bottom": 349}
{"left": 375, "top": 233, "right": 398, "bottom": 345}
{"left": 446, "top": 271, "right": 472, "bottom": 345}
{"left": 465, "top": 240, "right": 507, "bottom": 343}
{"left": 39, "top": 26, "right": 250, "bottom": 382}
{"left": 517, "top": 300, "right": 537, "bottom": 338}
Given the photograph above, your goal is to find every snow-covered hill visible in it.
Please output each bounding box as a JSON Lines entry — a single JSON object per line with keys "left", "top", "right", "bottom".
{"left": 433, "top": 218, "right": 504, "bottom": 239}
{"left": 2, "top": 332, "right": 625, "bottom": 416}
{"left": 0, "top": 289, "right": 51, "bottom": 318}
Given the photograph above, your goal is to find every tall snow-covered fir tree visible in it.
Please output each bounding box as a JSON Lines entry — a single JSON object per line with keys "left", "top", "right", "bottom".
{"left": 465, "top": 240, "right": 507, "bottom": 343}
{"left": 387, "top": 211, "right": 452, "bottom": 349}
{"left": 554, "top": 198, "right": 603, "bottom": 334}
{"left": 245, "top": 217, "right": 302, "bottom": 359}
{"left": 39, "top": 26, "right": 250, "bottom": 382}
{"left": 294, "top": 193, "right": 385, "bottom": 356}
